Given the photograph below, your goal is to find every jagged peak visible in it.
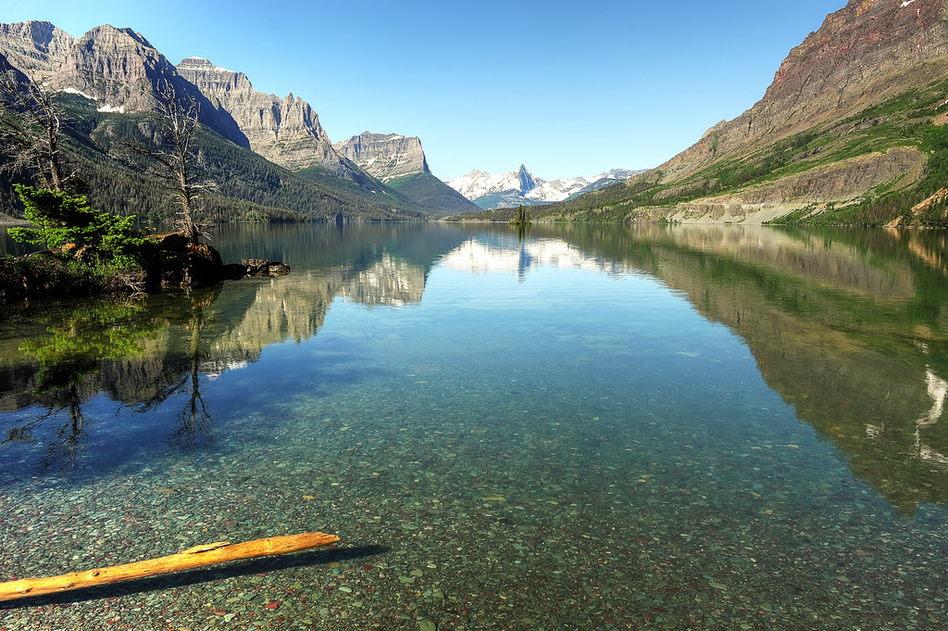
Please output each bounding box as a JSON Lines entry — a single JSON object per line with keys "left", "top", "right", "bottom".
{"left": 0, "top": 20, "right": 61, "bottom": 44}
{"left": 79, "top": 24, "right": 154, "bottom": 50}
{"left": 177, "top": 56, "right": 239, "bottom": 76}
{"left": 517, "top": 165, "right": 536, "bottom": 192}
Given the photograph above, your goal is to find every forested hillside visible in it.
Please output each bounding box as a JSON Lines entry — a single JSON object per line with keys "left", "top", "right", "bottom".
{"left": 0, "top": 94, "right": 425, "bottom": 223}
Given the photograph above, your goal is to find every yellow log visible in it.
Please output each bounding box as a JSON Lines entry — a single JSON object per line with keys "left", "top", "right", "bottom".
{"left": 0, "top": 531, "right": 339, "bottom": 603}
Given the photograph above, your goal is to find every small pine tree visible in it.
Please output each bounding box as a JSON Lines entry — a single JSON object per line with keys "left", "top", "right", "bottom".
{"left": 511, "top": 204, "right": 530, "bottom": 226}
{"left": 8, "top": 184, "right": 152, "bottom": 269}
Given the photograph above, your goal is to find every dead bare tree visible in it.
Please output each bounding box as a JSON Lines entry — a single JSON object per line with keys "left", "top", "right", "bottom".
{"left": 0, "top": 70, "right": 74, "bottom": 191}
{"left": 118, "top": 80, "right": 208, "bottom": 245}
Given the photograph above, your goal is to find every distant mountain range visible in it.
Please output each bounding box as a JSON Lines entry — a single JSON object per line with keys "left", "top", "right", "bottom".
{"left": 447, "top": 165, "right": 643, "bottom": 209}
{"left": 0, "top": 21, "right": 482, "bottom": 220}
{"left": 9, "top": 0, "right": 936, "bottom": 227}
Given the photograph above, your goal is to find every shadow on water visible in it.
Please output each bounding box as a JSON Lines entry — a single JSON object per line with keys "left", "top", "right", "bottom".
{"left": 0, "top": 544, "right": 388, "bottom": 609}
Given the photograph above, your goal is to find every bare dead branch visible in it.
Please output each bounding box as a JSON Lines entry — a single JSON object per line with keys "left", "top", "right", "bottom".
{"left": 110, "top": 80, "right": 207, "bottom": 244}
{"left": 0, "top": 71, "right": 74, "bottom": 191}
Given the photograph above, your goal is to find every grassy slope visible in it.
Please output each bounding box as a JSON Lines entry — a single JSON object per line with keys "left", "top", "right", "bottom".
{"left": 385, "top": 172, "right": 482, "bottom": 217}
{"left": 456, "top": 77, "right": 948, "bottom": 227}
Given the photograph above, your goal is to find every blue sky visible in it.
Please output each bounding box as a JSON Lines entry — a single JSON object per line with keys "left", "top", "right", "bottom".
{"left": 6, "top": 0, "right": 845, "bottom": 181}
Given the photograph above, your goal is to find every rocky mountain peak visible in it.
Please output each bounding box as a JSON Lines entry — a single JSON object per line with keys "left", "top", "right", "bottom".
{"left": 0, "top": 20, "right": 75, "bottom": 77}
{"left": 517, "top": 164, "right": 537, "bottom": 193}
{"left": 333, "top": 132, "right": 430, "bottom": 182}
{"left": 48, "top": 26, "right": 248, "bottom": 146}
{"left": 177, "top": 56, "right": 352, "bottom": 174}
{"left": 178, "top": 56, "right": 214, "bottom": 69}
{"left": 51, "top": 24, "right": 177, "bottom": 113}
{"left": 761, "top": 0, "right": 948, "bottom": 111}
{"left": 176, "top": 56, "right": 255, "bottom": 113}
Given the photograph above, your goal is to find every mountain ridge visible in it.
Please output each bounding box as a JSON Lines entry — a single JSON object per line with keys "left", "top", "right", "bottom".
{"left": 447, "top": 165, "right": 642, "bottom": 209}
{"left": 518, "top": 0, "right": 948, "bottom": 226}
{"left": 0, "top": 20, "right": 468, "bottom": 219}
{"left": 176, "top": 56, "right": 360, "bottom": 178}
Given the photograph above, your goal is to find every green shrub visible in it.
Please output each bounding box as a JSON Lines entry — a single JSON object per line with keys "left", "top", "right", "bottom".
{"left": 8, "top": 185, "right": 153, "bottom": 271}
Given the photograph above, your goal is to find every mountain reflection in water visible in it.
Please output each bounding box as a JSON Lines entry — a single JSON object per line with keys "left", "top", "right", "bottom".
{"left": 1, "top": 222, "right": 947, "bottom": 514}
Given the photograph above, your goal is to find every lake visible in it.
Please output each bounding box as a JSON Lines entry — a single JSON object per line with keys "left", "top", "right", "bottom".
{"left": 1, "top": 222, "right": 948, "bottom": 629}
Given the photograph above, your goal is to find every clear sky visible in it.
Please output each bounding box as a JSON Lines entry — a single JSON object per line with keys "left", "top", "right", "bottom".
{"left": 5, "top": 0, "right": 846, "bottom": 181}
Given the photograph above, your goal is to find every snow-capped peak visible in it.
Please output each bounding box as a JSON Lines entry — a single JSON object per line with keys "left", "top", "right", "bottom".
{"left": 446, "top": 166, "right": 643, "bottom": 209}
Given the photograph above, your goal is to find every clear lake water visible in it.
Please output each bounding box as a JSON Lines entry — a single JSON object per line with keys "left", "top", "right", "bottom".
{"left": 1, "top": 222, "right": 948, "bottom": 629}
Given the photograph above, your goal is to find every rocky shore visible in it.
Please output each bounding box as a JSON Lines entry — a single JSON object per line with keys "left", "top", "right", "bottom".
{"left": 0, "top": 231, "right": 290, "bottom": 303}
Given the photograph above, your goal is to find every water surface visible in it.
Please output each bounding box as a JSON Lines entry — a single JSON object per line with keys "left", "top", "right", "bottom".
{"left": 1, "top": 223, "right": 947, "bottom": 629}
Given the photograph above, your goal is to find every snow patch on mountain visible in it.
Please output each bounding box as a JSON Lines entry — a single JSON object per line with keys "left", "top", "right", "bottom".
{"left": 60, "top": 86, "right": 124, "bottom": 112}
{"left": 61, "top": 86, "right": 95, "bottom": 100}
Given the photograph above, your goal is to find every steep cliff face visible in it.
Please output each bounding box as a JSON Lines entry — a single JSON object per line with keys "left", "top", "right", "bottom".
{"left": 0, "top": 50, "right": 30, "bottom": 96}
{"left": 540, "top": 0, "right": 948, "bottom": 224}
{"left": 177, "top": 56, "right": 354, "bottom": 175}
{"left": 50, "top": 26, "right": 248, "bottom": 146}
{"left": 332, "top": 131, "right": 481, "bottom": 215}
{"left": 662, "top": 0, "right": 948, "bottom": 185}
{"left": 333, "top": 132, "right": 430, "bottom": 182}
{"left": 52, "top": 26, "right": 178, "bottom": 113}
{"left": 0, "top": 21, "right": 74, "bottom": 77}
{"left": 763, "top": 0, "right": 948, "bottom": 117}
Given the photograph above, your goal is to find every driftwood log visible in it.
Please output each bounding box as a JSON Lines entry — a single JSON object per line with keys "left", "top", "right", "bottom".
{"left": 0, "top": 531, "right": 339, "bottom": 603}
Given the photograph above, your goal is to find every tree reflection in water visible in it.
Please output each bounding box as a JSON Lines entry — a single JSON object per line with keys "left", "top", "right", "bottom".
{"left": 2, "top": 290, "right": 222, "bottom": 474}
{"left": 3, "top": 298, "right": 162, "bottom": 474}
{"left": 3, "top": 223, "right": 948, "bottom": 514}
{"left": 134, "top": 293, "right": 215, "bottom": 451}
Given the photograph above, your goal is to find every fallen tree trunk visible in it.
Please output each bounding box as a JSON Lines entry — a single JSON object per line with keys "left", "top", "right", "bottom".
{"left": 0, "top": 531, "right": 339, "bottom": 603}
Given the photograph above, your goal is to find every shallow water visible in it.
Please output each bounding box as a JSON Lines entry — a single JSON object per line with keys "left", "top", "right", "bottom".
{"left": 2, "top": 223, "right": 948, "bottom": 629}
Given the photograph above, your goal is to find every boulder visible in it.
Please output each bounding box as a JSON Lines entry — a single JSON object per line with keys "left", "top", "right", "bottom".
{"left": 240, "top": 258, "right": 290, "bottom": 277}
{"left": 147, "top": 235, "right": 240, "bottom": 290}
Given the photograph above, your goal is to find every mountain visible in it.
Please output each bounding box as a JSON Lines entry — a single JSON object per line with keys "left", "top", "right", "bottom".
{"left": 334, "top": 132, "right": 429, "bottom": 182}
{"left": 0, "top": 21, "right": 435, "bottom": 221}
{"left": 525, "top": 0, "right": 948, "bottom": 226}
{"left": 176, "top": 56, "right": 359, "bottom": 178}
{"left": 447, "top": 165, "right": 641, "bottom": 210}
{"left": 0, "top": 21, "right": 74, "bottom": 77}
{"left": 48, "top": 25, "right": 248, "bottom": 146}
{"left": 334, "top": 132, "right": 481, "bottom": 215}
